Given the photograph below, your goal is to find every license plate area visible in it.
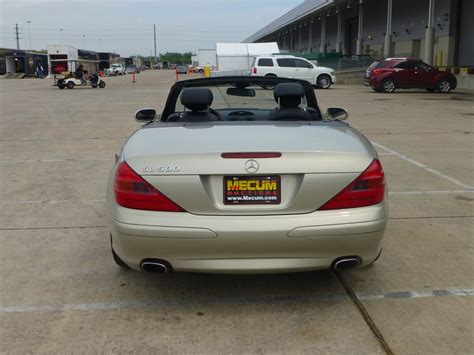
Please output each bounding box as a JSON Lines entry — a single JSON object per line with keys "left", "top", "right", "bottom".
{"left": 224, "top": 175, "right": 281, "bottom": 205}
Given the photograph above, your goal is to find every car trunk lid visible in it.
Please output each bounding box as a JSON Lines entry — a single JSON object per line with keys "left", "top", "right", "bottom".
{"left": 123, "top": 122, "right": 375, "bottom": 215}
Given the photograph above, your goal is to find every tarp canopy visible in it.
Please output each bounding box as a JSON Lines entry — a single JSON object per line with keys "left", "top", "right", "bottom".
{"left": 198, "top": 49, "right": 217, "bottom": 67}
{"left": 247, "top": 43, "right": 279, "bottom": 56}
{"left": 216, "top": 43, "right": 279, "bottom": 57}
{"left": 216, "top": 42, "right": 279, "bottom": 72}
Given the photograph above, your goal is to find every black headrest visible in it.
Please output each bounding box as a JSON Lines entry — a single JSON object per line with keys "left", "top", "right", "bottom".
{"left": 274, "top": 83, "right": 305, "bottom": 108}
{"left": 180, "top": 88, "right": 213, "bottom": 111}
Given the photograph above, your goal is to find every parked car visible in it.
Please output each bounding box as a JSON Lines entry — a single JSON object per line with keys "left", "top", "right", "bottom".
{"left": 251, "top": 55, "right": 336, "bottom": 89}
{"left": 364, "top": 58, "right": 457, "bottom": 93}
{"left": 107, "top": 76, "right": 387, "bottom": 274}
{"left": 189, "top": 66, "right": 204, "bottom": 74}
{"left": 126, "top": 65, "right": 140, "bottom": 74}
{"left": 176, "top": 65, "right": 188, "bottom": 74}
{"left": 108, "top": 63, "right": 126, "bottom": 76}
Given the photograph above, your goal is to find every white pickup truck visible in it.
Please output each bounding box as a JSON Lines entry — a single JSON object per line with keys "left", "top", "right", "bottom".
{"left": 107, "top": 63, "right": 126, "bottom": 76}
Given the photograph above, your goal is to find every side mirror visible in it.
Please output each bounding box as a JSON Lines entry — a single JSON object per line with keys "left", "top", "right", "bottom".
{"left": 327, "top": 107, "right": 349, "bottom": 120}
{"left": 135, "top": 108, "right": 157, "bottom": 122}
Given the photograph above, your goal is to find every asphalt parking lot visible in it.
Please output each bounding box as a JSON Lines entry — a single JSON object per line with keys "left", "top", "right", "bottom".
{"left": 1, "top": 71, "right": 472, "bottom": 354}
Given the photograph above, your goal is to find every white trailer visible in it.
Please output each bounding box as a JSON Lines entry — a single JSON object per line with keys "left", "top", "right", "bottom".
{"left": 47, "top": 45, "right": 78, "bottom": 77}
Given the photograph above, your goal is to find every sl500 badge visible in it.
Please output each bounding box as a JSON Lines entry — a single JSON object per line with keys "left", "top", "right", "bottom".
{"left": 142, "top": 165, "right": 180, "bottom": 173}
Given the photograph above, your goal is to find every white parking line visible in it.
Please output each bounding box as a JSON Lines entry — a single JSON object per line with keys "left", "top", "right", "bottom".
{"left": 1, "top": 287, "right": 472, "bottom": 314}
{"left": 357, "top": 288, "right": 474, "bottom": 301}
{"left": 372, "top": 141, "right": 473, "bottom": 190}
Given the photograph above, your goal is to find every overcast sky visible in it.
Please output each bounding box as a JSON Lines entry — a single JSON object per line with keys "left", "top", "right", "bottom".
{"left": 0, "top": 0, "right": 301, "bottom": 56}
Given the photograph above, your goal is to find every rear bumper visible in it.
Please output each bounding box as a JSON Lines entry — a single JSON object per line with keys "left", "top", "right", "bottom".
{"left": 366, "top": 77, "right": 380, "bottom": 88}
{"left": 110, "top": 202, "right": 388, "bottom": 273}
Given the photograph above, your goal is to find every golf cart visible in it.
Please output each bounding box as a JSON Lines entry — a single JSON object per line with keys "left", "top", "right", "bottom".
{"left": 56, "top": 71, "right": 106, "bottom": 89}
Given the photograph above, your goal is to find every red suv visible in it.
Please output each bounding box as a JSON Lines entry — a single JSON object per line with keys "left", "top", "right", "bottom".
{"left": 365, "top": 58, "right": 457, "bottom": 93}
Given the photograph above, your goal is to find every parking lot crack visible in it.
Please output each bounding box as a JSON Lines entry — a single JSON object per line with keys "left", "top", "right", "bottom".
{"left": 335, "top": 271, "right": 394, "bottom": 355}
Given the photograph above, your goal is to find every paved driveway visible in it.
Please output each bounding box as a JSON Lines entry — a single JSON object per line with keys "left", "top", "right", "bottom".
{"left": 1, "top": 72, "right": 472, "bottom": 353}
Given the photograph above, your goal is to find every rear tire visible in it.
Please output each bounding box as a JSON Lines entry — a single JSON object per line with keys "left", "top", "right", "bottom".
{"left": 262, "top": 74, "right": 277, "bottom": 90}
{"left": 99, "top": 81, "right": 106, "bottom": 88}
{"left": 437, "top": 79, "right": 451, "bottom": 93}
{"left": 58, "top": 84, "right": 66, "bottom": 89}
{"left": 381, "top": 78, "right": 396, "bottom": 93}
{"left": 317, "top": 74, "right": 332, "bottom": 89}
{"left": 66, "top": 81, "right": 75, "bottom": 89}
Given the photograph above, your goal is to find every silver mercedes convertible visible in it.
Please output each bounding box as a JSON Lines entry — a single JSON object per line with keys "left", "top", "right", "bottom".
{"left": 107, "top": 76, "right": 387, "bottom": 274}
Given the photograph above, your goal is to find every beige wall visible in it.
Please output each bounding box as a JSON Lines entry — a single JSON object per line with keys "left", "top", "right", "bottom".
{"left": 394, "top": 41, "right": 416, "bottom": 57}
{"left": 434, "top": 36, "right": 456, "bottom": 66}
{"left": 386, "top": 36, "right": 455, "bottom": 66}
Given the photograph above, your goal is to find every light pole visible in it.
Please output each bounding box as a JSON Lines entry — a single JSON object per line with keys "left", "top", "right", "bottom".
{"left": 82, "top": 34, "right": 85, "bottom": 48}
{"left": 27, "top": 20, "right": 32, "bottom": 50}
{"left": 60, "top": 28, "right": 63, "bottom": 44}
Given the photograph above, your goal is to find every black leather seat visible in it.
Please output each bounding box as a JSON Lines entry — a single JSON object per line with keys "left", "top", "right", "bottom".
{"left": 267, "top": 83, "right": 311, "bottom": 121}
{"left": 167, "top": 88, "right": 220, "bottom": 122}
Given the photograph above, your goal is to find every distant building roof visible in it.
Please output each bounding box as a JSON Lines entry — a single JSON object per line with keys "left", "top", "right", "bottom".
{"left": 244, "top": 0, "right": 334, "bottom": 42}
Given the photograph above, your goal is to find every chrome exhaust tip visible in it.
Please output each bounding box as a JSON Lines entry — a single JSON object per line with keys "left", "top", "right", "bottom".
{"left": 140, "top": 260, "right": 170, "bottom": 273}
{"left": 332, "top": 257, "right": 362, "bottom": 270}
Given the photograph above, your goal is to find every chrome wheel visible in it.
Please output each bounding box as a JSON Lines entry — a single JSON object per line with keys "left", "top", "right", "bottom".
{"left": 438, "top": 80, "right": 451, "bottom": 93}
{"left": 317, "top": 75, "right": 331, "bottom": 89}
{"left": 382, "top": 79, "right": 395, "bottom": 93}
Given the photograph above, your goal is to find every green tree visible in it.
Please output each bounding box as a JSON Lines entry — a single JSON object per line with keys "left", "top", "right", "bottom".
{"left": 159, "top": 52, "right": 194, "bottom": 65}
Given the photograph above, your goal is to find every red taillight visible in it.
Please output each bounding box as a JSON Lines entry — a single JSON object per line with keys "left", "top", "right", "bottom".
{"left": 318, "top": 159, "right": 385, "bottom": 211}
{"left": 372, "top": 68, "right": 382, "bottom": 76}
{"left": 114, "top": 161, "right": 185, "bottom": 212}
{"left": 252, "top": 67, "right": 257, "bottom": 74}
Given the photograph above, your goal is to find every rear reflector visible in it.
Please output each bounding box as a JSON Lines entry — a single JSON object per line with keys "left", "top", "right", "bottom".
{"left": 114, "top": 161, "right": 185, "bottom": 212}
{"left": 318, "top": 159, "right": 385, "bottom": 210}
{"left": 221, "top": 152, "right": 282, "bottom": 159}
{"left": 252, "top": 67, "right": 257, "bottom": 74}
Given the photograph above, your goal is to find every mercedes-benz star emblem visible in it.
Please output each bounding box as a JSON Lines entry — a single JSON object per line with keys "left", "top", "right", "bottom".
{"left": 244, "top": 159, "right": 259, "bottom": 174}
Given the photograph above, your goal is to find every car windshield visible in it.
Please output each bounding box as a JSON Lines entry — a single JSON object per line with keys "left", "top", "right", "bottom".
{"left": 167, "top": 78, "right": 322, "bottom": 122}
{"left": 177, "top": 84, "right": 280, "bottom": 111}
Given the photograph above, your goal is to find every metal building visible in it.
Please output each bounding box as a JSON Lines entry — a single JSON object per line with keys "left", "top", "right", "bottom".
{"left": 245, "top": 0, "right": 473, "bottom": 67}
